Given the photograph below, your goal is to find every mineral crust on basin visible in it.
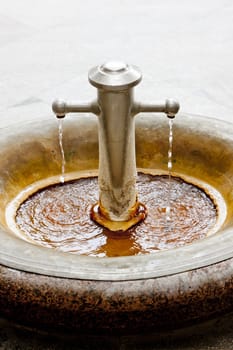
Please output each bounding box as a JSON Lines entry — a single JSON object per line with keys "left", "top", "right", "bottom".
{"left": 12, "top": 172, "right": 220, "bottom": 257}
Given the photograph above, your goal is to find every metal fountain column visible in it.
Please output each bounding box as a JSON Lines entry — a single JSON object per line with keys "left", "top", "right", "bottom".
{"left": 52, "top": 61, "right": 180, "bottom": 231}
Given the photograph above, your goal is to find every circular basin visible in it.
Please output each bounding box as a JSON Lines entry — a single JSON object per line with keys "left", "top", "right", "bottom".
{"left": 0, "top": 113, "right": 233, "bottom": 333}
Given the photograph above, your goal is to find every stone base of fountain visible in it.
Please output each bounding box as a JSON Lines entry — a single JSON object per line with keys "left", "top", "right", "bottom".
{"left": 1, "top": 258, "right": 233, "bottom": 335}
{"left": 0, "top": 259, "right": 233, "bottom": 335}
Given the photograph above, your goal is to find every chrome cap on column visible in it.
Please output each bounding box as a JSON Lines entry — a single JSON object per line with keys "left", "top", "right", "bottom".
{"left": 88, "top": 61, "right": 142, "bottom": 91}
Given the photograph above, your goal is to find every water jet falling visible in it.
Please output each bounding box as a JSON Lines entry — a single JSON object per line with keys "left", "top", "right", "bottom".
{"left": 166, "top": 118, "right": 174, "bottom": 221}
{"left": 58, "top": 119, "right": 66, "bottom": 184}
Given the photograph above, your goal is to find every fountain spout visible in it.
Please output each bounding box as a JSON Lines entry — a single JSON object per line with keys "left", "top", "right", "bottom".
{"left": 52, "top": 61, "right": 180, "bottom": 231}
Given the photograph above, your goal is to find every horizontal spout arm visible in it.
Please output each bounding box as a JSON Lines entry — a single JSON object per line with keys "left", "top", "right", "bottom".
{"left": 133, "top": 99, "right": 180, "bottom": 118}
{"left": 52, "top": 100, "right": 100, "bottom": 118}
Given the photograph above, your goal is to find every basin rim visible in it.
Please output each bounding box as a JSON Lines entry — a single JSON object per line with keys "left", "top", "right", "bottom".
{"left": 0, "top": 113, "right": 233, "bottom": 281}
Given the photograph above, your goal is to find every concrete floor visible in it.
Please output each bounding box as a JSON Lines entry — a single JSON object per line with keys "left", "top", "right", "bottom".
{"left": 1, "top": 0, "right": 233, "bottom": 348}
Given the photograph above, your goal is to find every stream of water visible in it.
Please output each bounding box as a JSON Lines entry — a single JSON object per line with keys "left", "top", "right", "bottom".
{"left": 58, "top": 119, "right": 66, "bottom": 183}
{"left": 166, "top": 118, "right": 174, "bottom": 221}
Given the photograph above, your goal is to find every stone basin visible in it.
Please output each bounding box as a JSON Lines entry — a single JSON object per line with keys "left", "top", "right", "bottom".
{"left": 0, "top": 113, "right": 233, "bottom": 336}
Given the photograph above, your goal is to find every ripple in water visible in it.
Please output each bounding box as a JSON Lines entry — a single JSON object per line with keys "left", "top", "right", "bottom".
{"left": 15, "top": 174, "right": 217, "bottom": 257}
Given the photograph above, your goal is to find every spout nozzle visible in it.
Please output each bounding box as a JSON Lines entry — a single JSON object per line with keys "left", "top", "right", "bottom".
{"left": 52, "top": 100, "right": 66, "bottom": 118}
{"left": 165, "top": 99, "right": 180, "bottom": 118}
{"left": 135, "top": 98, "right": 180, "bottom": 117}
{"left": 52, "top": 99, "right": 99, "bottom": 117}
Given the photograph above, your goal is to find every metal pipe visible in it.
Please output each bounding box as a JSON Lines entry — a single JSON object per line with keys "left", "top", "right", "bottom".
{"left": 52, "top": 61, "right": 180, "bottom": 231}
{"left": 52, "top": 100, "right": 100, "bottom": 118}
{"left": 134, "top": 99, "right": 180, "bottom": 118}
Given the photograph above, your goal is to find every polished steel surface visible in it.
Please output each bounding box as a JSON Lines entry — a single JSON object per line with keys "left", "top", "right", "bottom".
{"left": 52, "top": 100, "right": 99, "bottom": 118}
{"left": 52, "top": 62, "right": 180, "bottom": 225}
{"left": 88, "top": 61, "right": 142, "bottom": 90}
